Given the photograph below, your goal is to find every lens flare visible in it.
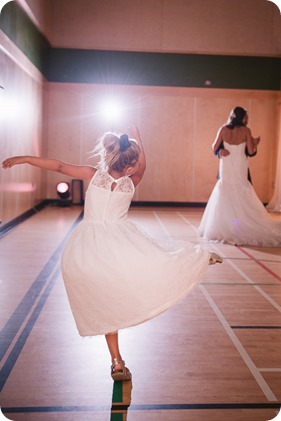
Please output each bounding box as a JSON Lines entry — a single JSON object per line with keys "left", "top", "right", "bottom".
{"left": 100, "top": 99, "right": 123, "bottom": 123}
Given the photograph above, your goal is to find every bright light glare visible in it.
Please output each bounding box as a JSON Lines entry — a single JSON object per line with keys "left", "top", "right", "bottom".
{"left": 0, "top": 94, "right": 22, "bottom": 122}
{"left": 57, "top": 182, "right": 69, "bottom": 194}
{"left": 2, "top": 182, "right": 36, "bottom": 192}
{"left": 100, "top": 99, "right": 123, "bottom": 123}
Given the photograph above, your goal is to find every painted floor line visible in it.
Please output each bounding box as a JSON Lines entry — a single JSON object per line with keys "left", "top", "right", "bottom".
{"left": 211, "top": 245, "right": 281, "bottom": 313}
{"left": 201, "top": 282, "right": 281, "bottom": 286}
{"left": 177, "top": 212, "right": 281, "bottom": 313}
{"left": 199, "top": 284, "right": 278, "bottom": 402}
{"left": 153, "top": 211, "right": 171, "bottom": 237}
{"left": 0, "top": 265, "right": 61, "bottom": 392}
{"left": 231, "top": 325, "right": 281, "bottom": 329}
{"left": 238, "top": 247, "right": 281, "bottom": 283}
{"left": 0, "top": 213, "right": 82, "bottom": 363}
{"left": 2, "top": 402, "right": 281, "bottom": 413}
{"left": 0, "top": 265, "right": 58, "bottom": 371}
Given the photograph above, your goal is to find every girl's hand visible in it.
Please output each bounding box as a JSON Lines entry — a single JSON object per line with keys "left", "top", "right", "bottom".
{"left": 2, "top": 156, "right": 27, "bottom": 169}
{"left": 127, "top": 122, "right": 140, "bottom": 139}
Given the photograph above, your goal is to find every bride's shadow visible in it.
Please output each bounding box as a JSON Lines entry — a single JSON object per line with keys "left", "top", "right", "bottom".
{"left": 110, "top": 379, "right": 133, "bottom": 421}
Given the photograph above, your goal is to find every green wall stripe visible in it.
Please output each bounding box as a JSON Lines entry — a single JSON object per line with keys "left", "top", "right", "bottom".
{"left": 0, "top": 0, "right": 50, "bottom": 72}
{"left": 45, "top": 48, "right": 280, "bottom": 90}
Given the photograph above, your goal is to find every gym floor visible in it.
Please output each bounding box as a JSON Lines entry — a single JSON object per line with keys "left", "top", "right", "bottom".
{"left": 0, "top": 205, "right": 280, "bottom": 421}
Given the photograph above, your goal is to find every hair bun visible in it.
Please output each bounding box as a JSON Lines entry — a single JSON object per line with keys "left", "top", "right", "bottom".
{"left": 232, "top": 106, "right": 246, "bottom": 121}
{"left": 119, "top": 134, "right": 131, "bottom": 152}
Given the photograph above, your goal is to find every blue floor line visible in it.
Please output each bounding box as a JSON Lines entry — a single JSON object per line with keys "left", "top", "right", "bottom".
{"left": 0, "top": 265, "right": 61, "bottom": 392}
{"left": 2, "top": 402, "right": 281, "bottom": 413}
{"left": 0, "top": 212, "right": 82, "bottom": 391}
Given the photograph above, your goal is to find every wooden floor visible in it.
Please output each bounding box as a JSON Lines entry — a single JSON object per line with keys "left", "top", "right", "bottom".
{"left": 0, "top": 205, "right": 281, "bottom": 421}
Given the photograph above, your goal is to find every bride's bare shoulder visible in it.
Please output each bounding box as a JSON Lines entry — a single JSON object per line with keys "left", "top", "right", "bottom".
{"left": 239, "top": 125, "right": 250, "bottom": 132}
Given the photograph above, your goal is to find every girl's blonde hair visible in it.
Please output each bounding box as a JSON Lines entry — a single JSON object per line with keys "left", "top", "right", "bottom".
{"left": 92, "top": 132, "right": 140, "bottom": 172}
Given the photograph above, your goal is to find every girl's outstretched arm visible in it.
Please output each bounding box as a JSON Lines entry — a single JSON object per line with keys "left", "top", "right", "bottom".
{"left": 129, "top": 123, "right": 146, "bottom": 186}
{"left": 2, "top": 156, "right": 96, "bottom": 181}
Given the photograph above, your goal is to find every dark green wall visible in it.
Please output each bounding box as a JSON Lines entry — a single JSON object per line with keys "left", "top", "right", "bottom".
{"left": 45, "top": 48, "right": 280, "bottom": 90}
{"left": 1, "top": 1, "right": 280, "bottom": 90}
{"left": 0, "top": 1, "right": 50, "bottom": 72}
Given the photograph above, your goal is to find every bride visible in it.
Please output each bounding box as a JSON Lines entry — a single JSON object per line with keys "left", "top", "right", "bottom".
{"left": 199, "top": 106, "right": 281, "bottom": 247}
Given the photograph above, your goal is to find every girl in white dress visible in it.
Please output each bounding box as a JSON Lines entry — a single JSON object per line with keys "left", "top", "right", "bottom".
{"left": 3, "top": 123, "right": 222, "bottom": 381}
{"left": 199, "top": 107, "right": 281, "bottom": 247}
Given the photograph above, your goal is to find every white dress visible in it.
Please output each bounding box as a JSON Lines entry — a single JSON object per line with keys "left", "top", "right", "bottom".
{"left": 199, "top": 142, "right": 281, "bottom": 246}
{"left": 61, "top": 169, "right": 210, "bottom": 336}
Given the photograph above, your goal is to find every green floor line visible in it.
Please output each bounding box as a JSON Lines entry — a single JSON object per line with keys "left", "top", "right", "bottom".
{"left": 112, "top": 381, "right": 123, "bottom": 403}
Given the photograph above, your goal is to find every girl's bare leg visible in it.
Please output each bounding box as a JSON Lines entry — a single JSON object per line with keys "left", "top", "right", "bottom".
{"left": 105, "top": 331, "right": 131, "bottom": 381}
{"left": 105, "top": 331, "right": 122, "bottom": 364}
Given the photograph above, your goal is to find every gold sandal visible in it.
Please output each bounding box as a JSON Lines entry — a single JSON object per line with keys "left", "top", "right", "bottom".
{"left": 111, "top": 358, "right": 132, "bottom": 381}
{"left": 209, "top": 252, "right": 223, "bottom": 265}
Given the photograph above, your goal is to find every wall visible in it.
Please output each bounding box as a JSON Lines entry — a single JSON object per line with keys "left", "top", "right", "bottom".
{"left": 0, "top": 1, "right": 47, "bottom": 225}
{"left": 42, "top": 0, "right": 280, "bottom": 204}
{"left": 0, "top": 0, "right": 280, "bottom": 226}
{"left": 45, "top": 83, "right": 280, "bottom": 203}
{"left": 24, "top": 0, "right": 52, "bottom": 38}
{"left": 47, "top": 0, "right": 281, "bottom": 56}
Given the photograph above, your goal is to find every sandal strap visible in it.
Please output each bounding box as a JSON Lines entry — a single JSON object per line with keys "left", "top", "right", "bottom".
{"left": 111, "top": 358, "right": 125, "bottom": 371}
{"left": 112, "top": 358, "right": 124, "bottom": 366}
{"left": 111, "top": 358, "right": 131, "bottom": 381}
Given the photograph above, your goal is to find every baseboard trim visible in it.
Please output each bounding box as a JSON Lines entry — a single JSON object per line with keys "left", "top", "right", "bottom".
{"left": 0, "top": 199, "right": 207, "bottom": 238}
{"left": 0, "top": 200, "right": 48, "bottom": 238}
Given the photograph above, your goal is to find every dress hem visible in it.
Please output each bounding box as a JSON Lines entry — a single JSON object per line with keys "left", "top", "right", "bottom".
{"left": 75, "top": 260, "right": 209, "bottom": 337}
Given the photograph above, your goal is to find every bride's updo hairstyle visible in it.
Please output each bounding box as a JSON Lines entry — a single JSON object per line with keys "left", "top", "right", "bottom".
{"left": 93, "top": 132, "right": 140, "bottom": 172}
{"left": 226, "top": 106, "right": 247, "bottom": 129}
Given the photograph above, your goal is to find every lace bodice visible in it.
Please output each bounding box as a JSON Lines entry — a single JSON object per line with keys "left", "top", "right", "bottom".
{"left": 92, "top": 169, "right": 134, "bottom": 193}
{"left": 83, "top": 170, "right": 135, "bottom": 223}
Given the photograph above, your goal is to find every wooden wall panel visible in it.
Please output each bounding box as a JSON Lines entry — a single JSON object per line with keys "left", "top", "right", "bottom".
{"left": 1, "top": 0, "right": 280, "bottom": 227}
{"left": 45, "top": 83, "right": 281, "bottom": 204}
{"left": 0, "top": 31, "right": 45, "bottom": 226}
{"left": 48, "top": 0, "right": 281, "bottom": 56}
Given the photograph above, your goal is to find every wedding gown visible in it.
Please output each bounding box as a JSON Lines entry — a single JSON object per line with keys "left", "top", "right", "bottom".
{"left": 61, "top": 169, "right": 210, "bottom": 336}
{"left": 199, "top": 142, "right": 281, "bottom": 246}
